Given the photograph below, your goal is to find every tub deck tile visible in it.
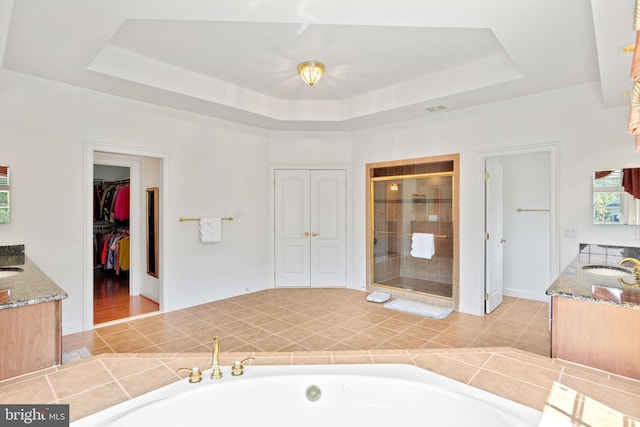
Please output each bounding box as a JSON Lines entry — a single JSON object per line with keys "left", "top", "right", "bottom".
{"left": 1, "top": 348, "right": 639, "bottom": 424}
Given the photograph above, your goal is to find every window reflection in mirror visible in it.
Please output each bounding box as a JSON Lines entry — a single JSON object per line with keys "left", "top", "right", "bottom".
{"left": 593, "top": 169, "right": 640, "bottom": 225}
{"left": 0, "top": 165, "right": 9, "bottom": 224}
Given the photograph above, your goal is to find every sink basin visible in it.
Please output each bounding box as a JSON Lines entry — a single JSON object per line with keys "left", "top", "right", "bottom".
{"left": 0, "top": 267, "right": 24, "bottom": 279}
{"left": 581, "top": 265, "right": 633, "bottom": 277}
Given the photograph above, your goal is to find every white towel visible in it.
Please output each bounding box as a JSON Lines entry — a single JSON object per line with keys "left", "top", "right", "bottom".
{"left": 411, "top": 233, "right": 435, "bottom": 259}
{"left": 198, "top": 218, "right": 222, "bottom": 243}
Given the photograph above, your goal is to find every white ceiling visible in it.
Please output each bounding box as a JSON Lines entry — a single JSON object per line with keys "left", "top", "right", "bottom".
{"left": 0, "top": 0, "right": 636, "bottom": 130}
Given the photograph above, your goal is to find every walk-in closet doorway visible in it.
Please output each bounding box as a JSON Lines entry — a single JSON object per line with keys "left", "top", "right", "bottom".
{"left": 93, "top": 164, "right": 158, "bottom": 324}
{"left": 83, "top": 142, "right": 168, "bottom": 330}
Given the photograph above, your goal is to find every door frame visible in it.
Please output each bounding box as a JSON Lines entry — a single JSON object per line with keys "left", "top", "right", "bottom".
{"left": 269, "top": 164, "right": 352, "bottom": 289}
{"left": 474, "top": 142, "right": 559, "bottom": 315}
{"left": 83, "top": 140, "right": 169, "bottom": 330}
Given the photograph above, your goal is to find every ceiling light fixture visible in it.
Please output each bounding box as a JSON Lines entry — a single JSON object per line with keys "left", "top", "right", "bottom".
{"left": 297, "top": 61, "right": 325, "bottom": 86}
{"left": 622, "top": 43, "right": 636, "bottom": 53}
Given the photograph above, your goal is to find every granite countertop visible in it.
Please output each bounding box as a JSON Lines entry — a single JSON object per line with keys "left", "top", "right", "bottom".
{"left": 546, "top": 254, "right": 640, "bottom": 309}
{"left": 0, "top": 252, "right": 68, "bottom": 310}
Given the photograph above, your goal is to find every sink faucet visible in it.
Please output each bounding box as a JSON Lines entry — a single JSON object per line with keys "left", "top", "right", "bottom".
{"left": 619, "top": 257, "right": 640, "bottom": 276}
{"left": 210, "top": 337, "right": 222, "bottom": 380}
{"left": 618, "top": 258, "right": 640, "bottom": 288}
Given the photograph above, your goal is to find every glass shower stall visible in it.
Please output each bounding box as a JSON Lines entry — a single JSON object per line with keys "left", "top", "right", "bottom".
{"left": 371, "top": 172, "right": 454, "bottom": 298}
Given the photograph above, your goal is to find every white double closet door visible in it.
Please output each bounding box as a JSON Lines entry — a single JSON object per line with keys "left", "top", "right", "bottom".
{"left": 274, "top": 169, "right": 347, "bottom": 287}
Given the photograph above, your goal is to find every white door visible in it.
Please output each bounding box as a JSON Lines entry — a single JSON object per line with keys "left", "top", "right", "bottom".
{"left": 310, "top": 170, "right": 346, "bottom": 285}
{"left": 274, "top": 169, "right": 346, "bottom": 287}
{"left": 485, "top": 158, "right": 504, "bottom": 313}
{"left": 275, "top": 170, "right": 310, "bottom": 286}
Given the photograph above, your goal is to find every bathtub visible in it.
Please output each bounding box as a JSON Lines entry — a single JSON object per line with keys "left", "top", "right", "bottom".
{"left": 71, "top": 363, "right": 542, "bottom": 427}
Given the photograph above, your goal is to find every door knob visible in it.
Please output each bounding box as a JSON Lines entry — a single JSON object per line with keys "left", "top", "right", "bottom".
{"left": 312, "top": 232, "right": 318, "bottom": 237}
{"left": 304, "top": 232, "right": 310, "bottom": 236}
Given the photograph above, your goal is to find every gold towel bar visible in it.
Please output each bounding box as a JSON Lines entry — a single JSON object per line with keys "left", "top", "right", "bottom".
{"left": 179, "top": 217, "right": 234, "bottom": 222}
{"left": 374, "top": 230, "right": 448, "bottom": 239}
{"left": 516, "top": 208, "right": 549, "bottom": 212}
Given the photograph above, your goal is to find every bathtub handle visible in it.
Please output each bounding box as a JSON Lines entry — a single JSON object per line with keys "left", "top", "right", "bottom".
{"left": 176, "top": 367, "right": 203, "bottom": 383}
{"left": 231, "top": 357, "right": 255, "bottom": 376}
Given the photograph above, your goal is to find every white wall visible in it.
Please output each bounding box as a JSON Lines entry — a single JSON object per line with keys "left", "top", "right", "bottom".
{"left": 0, "top": 70, "right": 271, "bottom": 334}
{"left": 351, "top": 82, "right": 637, "bottom": 315}
{"left": 501, "top": 152, "right": 551, "bottom": 301}
{"left": 1, "top": 66, "right": 637, "bottom": 332}
{"left": 269, "top": 131, "right": 352, "bottom": 165}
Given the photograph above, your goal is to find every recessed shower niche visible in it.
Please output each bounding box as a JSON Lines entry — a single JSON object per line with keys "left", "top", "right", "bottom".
{"left": 366, "top": 154, "right": 459, "bottom": 307}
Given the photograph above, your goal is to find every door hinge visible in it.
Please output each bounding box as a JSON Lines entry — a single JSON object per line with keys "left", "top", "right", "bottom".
{"left": 484, "top": 292, "right": 489, "bottom": 301}
{"left": 484, "top": 172, "right": 490, "bottom": 180}
{"left": 484, "top": 232, "right": 490, "bottom": 240}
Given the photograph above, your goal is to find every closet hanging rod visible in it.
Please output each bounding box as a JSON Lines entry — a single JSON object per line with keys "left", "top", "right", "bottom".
{"left": 94, "top": 178, "right": 130, "bottom": 185}
{"left": 179, "top": 217, "right": 234, "bottom": 222}
{"left": 516, "top": 208, "right": 549, "bottom": 212}
{"left": 93, "top": 223, "right": 115, "bottom": 229}
{"left": 374, "top": 230, "right": 448, "bottom": 239}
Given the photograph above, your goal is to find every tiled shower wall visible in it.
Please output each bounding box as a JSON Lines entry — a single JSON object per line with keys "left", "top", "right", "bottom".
{"left": 366, "top": 153, "right": 460, "bottom": 308}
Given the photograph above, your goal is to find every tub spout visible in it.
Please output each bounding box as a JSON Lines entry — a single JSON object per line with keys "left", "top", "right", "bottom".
{"left": 211, "top": 337, "right": 222, "bottom": 380}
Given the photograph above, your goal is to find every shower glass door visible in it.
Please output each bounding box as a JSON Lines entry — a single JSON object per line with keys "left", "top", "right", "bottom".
{"left": 372, "top": 172, "right": 453, "bottom": 298}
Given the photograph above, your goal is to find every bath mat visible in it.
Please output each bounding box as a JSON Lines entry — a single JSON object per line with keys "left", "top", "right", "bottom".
{"left": 62, "top": 347, "right": 92, "bottom": 364}
{"left": 383, "top": 299, "right": 453, "bottom": 319}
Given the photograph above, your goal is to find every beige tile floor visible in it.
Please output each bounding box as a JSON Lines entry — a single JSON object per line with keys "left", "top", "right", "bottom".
{"left": 63, "top": 288, "right": 550, "bottom": 357}
{"left": 6, "top": 289, "right": 640, "bottom": 425}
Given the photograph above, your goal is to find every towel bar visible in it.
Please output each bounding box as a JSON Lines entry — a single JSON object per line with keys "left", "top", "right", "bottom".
{"left": 516, "top": 208, "right": 549, "bottom": 212}
{"left": 374, "top": 230, "right": 447, "bottom": 239}
{"left": 179, "top": 217, "right": 234, "bottom": 222}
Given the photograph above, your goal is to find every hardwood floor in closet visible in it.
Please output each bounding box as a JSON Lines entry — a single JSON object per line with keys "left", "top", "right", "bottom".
{"left": 93, "top": 269, "right": 158, "bottom": 325}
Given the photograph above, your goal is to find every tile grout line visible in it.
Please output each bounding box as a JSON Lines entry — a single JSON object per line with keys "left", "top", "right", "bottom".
{"left": 43, "top": 372, "right": 60, "bottom": 403}
{"left": 465, "top": 351, "right": 494, "bottom": 385}
{"left": 98, "top": 358, "right": 132, "bottom": 400}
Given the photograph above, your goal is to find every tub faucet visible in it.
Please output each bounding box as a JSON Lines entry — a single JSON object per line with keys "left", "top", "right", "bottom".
{"left": 211, "top": 337, "right": 222, "bottom": 380}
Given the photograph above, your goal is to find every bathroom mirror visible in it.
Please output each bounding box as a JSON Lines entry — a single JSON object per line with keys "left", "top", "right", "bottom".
{"left": 593, "top": 168, "right": 640, "bottom": 225}
{"left": 0, "top": 165, "right": 10, "bottom": 224}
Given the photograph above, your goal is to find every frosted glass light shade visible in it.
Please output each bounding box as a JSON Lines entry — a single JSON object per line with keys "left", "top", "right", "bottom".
{"left": 297, "top": 61, "right": 325, "bottom": 86}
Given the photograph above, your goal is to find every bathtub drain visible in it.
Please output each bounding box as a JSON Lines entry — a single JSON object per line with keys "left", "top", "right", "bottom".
{"left": 306, "top": 385, "right": 322, "bottom": 402}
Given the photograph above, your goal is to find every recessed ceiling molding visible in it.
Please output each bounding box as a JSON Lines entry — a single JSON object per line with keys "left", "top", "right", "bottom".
{"left": 89, "top": 43, "right": 521, "bottom": 124}
{"left": 88, "top": 45, "right": 346, "bottom": 122}
{"left": 2, "top": 0, "right": 603, "bottom": 130}
{"left": 344, "top": 52, "right": 522, "bottom": 119}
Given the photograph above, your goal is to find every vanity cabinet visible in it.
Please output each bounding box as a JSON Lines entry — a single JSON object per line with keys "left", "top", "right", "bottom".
{"left": 551, "top": 295, "right": 640, "bottom": 380}
{"left": 0, "top": 300, "right": 62, "bottom": 380}
{"left": 0, "top": 254, "right": 67, "bottom": 381}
